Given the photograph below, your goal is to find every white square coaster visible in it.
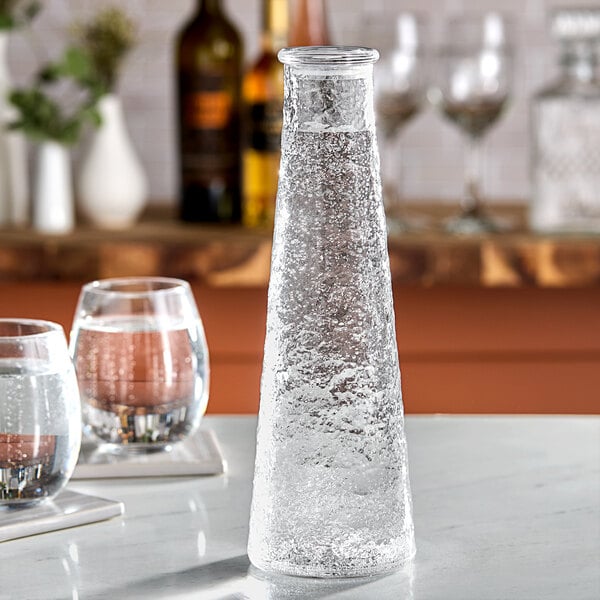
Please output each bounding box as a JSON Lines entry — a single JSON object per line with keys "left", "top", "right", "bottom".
{"left": 72, "top": 429, "right": 227, "bottom": 479}
{"left": 0, "top": 490, "right": 124, "bottom": 542}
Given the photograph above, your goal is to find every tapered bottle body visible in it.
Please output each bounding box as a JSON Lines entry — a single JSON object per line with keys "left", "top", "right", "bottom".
{"left": 242, "top": 0, "right": 288, "bottom": 228}
{"left": 248, "top": 46, "right": 415, "bottom": 578}
{"left": 176, "top": 0, "right": 243, "bottom": 223}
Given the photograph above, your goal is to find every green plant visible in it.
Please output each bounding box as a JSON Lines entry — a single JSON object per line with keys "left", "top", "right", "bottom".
{"left": 73, "top": 6, "right": 138, "bottom": 93}
{"left": 9, "top": 47, "right": 104, "bottom": 145}
{"left": 0, "top": 0, "right": 40, "bottom": 30}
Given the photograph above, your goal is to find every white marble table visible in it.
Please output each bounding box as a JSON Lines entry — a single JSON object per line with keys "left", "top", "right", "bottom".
{"left": 1, "top": 415, "right": 598, "bottom": 600}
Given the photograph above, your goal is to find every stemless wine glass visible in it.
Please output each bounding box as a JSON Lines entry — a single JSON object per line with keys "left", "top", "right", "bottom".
{"left": 374, "top": 12, "right": 428, "bottom": 232}
{"left": 0, "top": 319, "right": 81, "bottom": 507}
{"left": 433, "top": 12, "right": 513, "bottom": 233}
{"left": 70, "top": 277, "right": 209, "bottom": 452}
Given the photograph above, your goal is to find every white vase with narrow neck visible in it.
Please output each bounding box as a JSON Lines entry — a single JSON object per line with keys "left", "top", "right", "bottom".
{"left": 33, "top": 141, "right": 74, "bottom": 234}
{"left": 78, "top": 94, "right": 148, "bottom": 229}
{"left": 0, "top": 30, "right": 29, "bottom": 227}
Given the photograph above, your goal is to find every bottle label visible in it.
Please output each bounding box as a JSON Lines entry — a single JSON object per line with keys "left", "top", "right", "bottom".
{"left": 247, "top": 100, "right": 283, "bottom": 152}
{"left": 179, "top": 74, "right": 241, "bottom": 179}
{"left": 185, "top": 91, "right": 232, "bottom": 130}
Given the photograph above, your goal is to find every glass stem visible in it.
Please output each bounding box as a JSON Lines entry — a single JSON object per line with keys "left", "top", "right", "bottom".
{"left": 463, "top": 134, "right": 482, "bottom": 216}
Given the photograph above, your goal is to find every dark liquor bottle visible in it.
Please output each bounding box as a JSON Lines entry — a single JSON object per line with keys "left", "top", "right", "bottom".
{"left": 176, "top": 0, "right": 243, "bottom": 223}
{"left": 242, "top": 0, "right": 288, "bottom": 228}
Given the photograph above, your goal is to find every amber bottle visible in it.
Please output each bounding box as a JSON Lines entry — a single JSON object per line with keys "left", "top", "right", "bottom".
{"left": 176, "top": 0, "right": 243, "bottom": 223}
{"left": 242, "top": 0, "right": 288, "bottom": 228}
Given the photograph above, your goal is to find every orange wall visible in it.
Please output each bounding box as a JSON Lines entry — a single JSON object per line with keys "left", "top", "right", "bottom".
{"left": 0, "top": 281, "right": 598, "bottom": 414}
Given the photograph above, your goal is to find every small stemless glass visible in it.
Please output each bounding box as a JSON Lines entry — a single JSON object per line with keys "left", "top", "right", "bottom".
{"left": 69, "top": 277, "right": 209, "bottom": 452}
{"left": 0, "top": 319, "right": 82, "bottom": 508}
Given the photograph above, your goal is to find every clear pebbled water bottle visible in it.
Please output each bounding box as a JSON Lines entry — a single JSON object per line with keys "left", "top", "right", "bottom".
{"left": 247, "top": 46, "right": 415, "bottom": 578}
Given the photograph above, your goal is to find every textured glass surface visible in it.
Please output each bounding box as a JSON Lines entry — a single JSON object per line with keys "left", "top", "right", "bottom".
{"left": 248, "top": 47, "right": 415, "bottom": 578}
{"left": 530, "top": 14, "right": 600, "bottom": 233}
{"left": 531, "top": 95, "right": 600, "bottom": 231}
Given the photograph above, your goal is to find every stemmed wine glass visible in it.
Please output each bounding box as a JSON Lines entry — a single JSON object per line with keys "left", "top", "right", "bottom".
{"left": 433, "top": 12, "right": 513, "bottom": 233}
{"left": 374, "top": 13, "right": 428, "bottom": 233}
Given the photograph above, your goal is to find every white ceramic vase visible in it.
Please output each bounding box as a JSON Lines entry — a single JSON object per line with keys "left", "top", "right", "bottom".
{"left": 78, "top": 94, "right": 148, "bottom": 229}
{"left": 33, "top": 141, "right": 74, "bottom": 234}
{"left": 0, "top": 31, "right": 29, "bottom": 227}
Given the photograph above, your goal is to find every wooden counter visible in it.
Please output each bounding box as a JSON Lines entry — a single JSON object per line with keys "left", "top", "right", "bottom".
{"left": 1, "top": 206, "right": 600, "bottom": 287}
{"left": 1, "top": 206, "right": 599, "bottom": 414}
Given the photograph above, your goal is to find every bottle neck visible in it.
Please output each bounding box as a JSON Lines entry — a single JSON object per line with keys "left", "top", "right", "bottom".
{"left": 198, "top": 0, "right": 222, "bottom": 16}
{"left": 560, "top": 41, "right": 598, "bottom": 83}
{"left": 261, "top": 0, "right": 288, "bottom": 52}
{"left": 283, "top": 63, "right": 375, "bottom": 134}
{"left": 289, "top": 0, "right": 330, "bottom": 46}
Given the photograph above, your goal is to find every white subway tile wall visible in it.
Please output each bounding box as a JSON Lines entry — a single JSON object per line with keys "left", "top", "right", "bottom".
{"left": 7, "top": 0, "right": 586, "bottom": 206}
